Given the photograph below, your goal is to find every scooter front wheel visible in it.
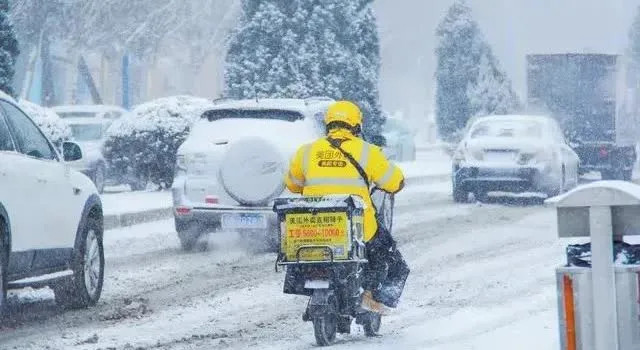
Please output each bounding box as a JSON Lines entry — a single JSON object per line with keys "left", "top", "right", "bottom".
{"left": 362, "top": 312, "right": 382, "bottom": 337}
{"left": 313, "top": 313, "right": 338, "bottom": 346}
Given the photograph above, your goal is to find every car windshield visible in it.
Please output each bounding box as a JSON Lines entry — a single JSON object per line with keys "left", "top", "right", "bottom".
{"left": 57, "top": 112, "right": 98, "bottom": 119}
{"left": 69, "top": 124, "right": 103, "bottom": 141}
{"left": 202, "top": 109, "right": 304, "bottom": 122}
{"left": 470, "top": 120, "right": 543, "bottom": 139}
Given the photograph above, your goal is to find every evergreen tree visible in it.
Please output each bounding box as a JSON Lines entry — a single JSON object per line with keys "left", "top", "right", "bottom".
{"left": 629, "top": 5, "right": 640, "bottom": 86}
{"left": 435, "top": 0, "right": 519, "bottom": 140}
{"left": 467, "top": 51, "right": 520, "bottom": 117}
{"left": 435, "top": 0, "right": 484, "bottom": 140}
{"left": 224, "top": 0, "right": 384, "bottom": 140}
{"left": 0, "top": 0, "right": 18, "bottom": 96}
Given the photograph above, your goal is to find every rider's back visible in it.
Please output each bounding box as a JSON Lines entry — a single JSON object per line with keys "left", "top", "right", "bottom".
{"left": 286, "top": 128, "right": 404, "bottom": 242}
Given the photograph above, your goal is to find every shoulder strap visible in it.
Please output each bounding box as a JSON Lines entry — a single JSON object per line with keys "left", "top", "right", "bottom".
{"left": 326, "top": 137, "right": 371, "bottom": 189}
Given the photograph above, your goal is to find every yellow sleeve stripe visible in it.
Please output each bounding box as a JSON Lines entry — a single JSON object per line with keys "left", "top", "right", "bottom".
{"left": 302, "top": 144, "right": 311, "bottom": 176}
{"left": 377, "top": 165, "right": 396, "bottom": 188}
{"left": 288, "top": 172, "right": 305, "bottom": 187}
{"left": 358, "top": 143, "right": 370, "bottom": 170}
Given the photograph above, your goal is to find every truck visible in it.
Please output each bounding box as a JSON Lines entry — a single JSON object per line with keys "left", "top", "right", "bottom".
{"left": 526, "top": 53, "right": 640, "bottom": 180}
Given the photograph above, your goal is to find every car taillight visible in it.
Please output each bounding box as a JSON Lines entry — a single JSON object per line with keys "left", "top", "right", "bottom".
{"left": 205, "top": 195, "right": 219, "bottom": 204}
{"left": 599, "top": 146, "right": 609, "bottom": 158}
{"left": 175, "top": 206, "right": 191, "bottom": 215}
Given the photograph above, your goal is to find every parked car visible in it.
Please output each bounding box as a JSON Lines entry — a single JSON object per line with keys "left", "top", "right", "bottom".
{"left": 171, "top": 98, "right": 332, "bottom": 251}
{"left": 52, "top": 104, "right": 127, "bottom": 120}
{"left": 0, "top": 92, "right": 104, "bottom": 312}
{"left": 381, "top": 116, "right": 416, "bottom": 162}
{"left": 66, "top": 118, "right": 113, "bottom": 193}
{"left": 451, "top": 114, "right": 580, "bottom": 202}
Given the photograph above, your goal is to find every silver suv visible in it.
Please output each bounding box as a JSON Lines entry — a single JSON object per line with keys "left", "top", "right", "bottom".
{"left": 171, "top": 98, "right": 332, "bottom": 250}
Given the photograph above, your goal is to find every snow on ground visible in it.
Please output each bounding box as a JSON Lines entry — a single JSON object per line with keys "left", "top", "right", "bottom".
{"left": 0, "top": 175, "right": 569, "bottom": 350}
{"left": 100, "top": 190, "right": 172, "bottom": 216}
{"left": 397, "top": 144, "right": 451, "bottom": 180}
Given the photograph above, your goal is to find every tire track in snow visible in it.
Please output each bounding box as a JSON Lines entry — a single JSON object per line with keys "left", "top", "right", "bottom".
{"left": 0, "top": 183, "right": 553, "bottom": 350}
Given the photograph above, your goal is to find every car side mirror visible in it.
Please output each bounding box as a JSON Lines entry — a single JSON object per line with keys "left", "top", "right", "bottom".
{"left": 63, "top": 141, "right": 83, "bottom": 162}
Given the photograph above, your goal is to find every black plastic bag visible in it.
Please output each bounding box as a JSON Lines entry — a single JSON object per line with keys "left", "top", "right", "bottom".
{"left": 566, "top": 241, "right": 640, "bottom": 267}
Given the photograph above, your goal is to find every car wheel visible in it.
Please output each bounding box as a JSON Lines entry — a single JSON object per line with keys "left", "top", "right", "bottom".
{"left": 601, "top": 169, "right": 614, "bottom": 180}
{"left": 239, "top": 226, "right": 280, "bottom": 254}
{"left": 474, "top": 191, "right": 488, "bottom": 203}
{"left": 452, "top": 171, "right": 468, "bottom": 203}
{"left": 54, "top": 215, "right": 104, "bottom": 309}
{"left": 0, "top": 220, "right": 7, "bottom": 316}
{"left": 93, "top": 165, "right": 106, "bottom": 194}
{"left": 570, "top": 167, "right": 579, "bottom": 189}
{"left": 177, "top": 223, "right": 206, "bottom": 252}
{"left": 548, "top": 166, "right": 566, "bottom": 197}
{"left": 623, "top": 168, "right": 633, "bottom": 182}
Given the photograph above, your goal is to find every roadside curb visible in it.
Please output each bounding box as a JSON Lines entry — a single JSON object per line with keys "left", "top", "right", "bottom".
{"left": 416, "top": 142, "right": 454, "bottom": 154}
{"left": 404, "top": 173, "right": 450, "bottom": 187}
{"left": 102, "top": 172, "right": 451, "bottom": 231}
{"left": 104, "top": 207, "right": 173, "bottom": 231}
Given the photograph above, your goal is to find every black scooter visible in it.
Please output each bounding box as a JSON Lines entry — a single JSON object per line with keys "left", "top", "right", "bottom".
{"left": 273, "top": 192, "right": 393, "bottom": 346}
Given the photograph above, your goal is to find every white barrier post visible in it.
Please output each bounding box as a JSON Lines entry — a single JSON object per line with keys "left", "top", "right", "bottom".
{"left": 589, "top": 205, "right": 618, "bottom": 349}
{"left": 548, "top": 181, "right": 640, "bottom": 350}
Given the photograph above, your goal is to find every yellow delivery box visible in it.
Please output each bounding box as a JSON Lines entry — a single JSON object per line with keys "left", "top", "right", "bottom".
{"left": 273, "top": 195, "right": 365, "bottom": 262}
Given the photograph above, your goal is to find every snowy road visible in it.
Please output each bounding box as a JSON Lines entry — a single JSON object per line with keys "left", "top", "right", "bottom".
{"left": 0, "top": 179, "right": 566, "bottom": 350}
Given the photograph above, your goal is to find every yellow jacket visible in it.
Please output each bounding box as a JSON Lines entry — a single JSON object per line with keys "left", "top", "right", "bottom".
{"left": 284, "top": 128, "right": 405, "bottom": 241}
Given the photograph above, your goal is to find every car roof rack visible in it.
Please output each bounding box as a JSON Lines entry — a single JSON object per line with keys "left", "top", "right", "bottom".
{"left": 304, "top": 96, "right": 334, "bottom": 105}
{"left": 212, "top": 97, "right": 232, "bottom": 105}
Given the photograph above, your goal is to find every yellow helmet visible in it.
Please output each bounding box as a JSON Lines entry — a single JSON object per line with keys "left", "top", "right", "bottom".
{"left": 324, "top": 101, "right": 363, "bottom": 129}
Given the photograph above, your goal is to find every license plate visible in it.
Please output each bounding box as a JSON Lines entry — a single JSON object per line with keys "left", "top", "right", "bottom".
{"left": 305, "top": 280, "right": 330, "bottom": 289}
{"left": 221, "top": 213, "right": 267, "bottom": 229}
{"left": 484, "top": 151, "right": 515, "bottom": 163}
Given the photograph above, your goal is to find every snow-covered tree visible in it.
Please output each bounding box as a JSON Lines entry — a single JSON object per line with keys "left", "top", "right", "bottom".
{"left": 467, "top": 51, "right": 520, "bottom": 117}
{"left": 435, "top": 0, "right": 520, "bottom": 140}
{"left": 435, "top": 0, "right": 484, "bottom": 140}
{"left": 11, "top": 0, "right": 237, "bottom": 63}
{"left": 224, "top": 0, "right": 384, "bottom": 140}
{"left": 103, "top": 96, "right": 214, "bottom": 188}
{"left": 629, "top": 5, "right": 640, "bottom": 87}
{"left": 0, "top": 0, "right": 18, "bottom": 96}
{"left": 10, "top": 0, "right": 68, "bottom": 44}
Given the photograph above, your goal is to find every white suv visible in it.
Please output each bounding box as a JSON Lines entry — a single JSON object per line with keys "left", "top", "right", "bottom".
{"left": 172, "top": 98, "right": 332, "bottom": 250}
{"left": 0, "top": 92, "right": 104, "bottom": 313}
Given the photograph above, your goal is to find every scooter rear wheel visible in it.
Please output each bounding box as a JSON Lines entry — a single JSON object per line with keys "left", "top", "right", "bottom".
{"left": 313, "top": 314, "right": 337, "bottom": 346}
{"left": 363, "top": 312, "right": 382, "bottom": 337}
